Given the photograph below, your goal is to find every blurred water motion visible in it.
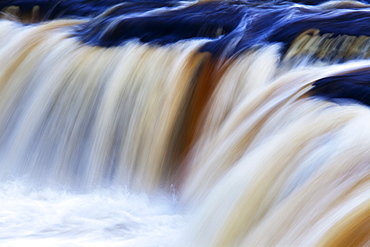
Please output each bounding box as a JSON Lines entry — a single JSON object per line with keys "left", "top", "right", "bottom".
{"left": 0, "top": 0, "right": 369, "bottom": 246}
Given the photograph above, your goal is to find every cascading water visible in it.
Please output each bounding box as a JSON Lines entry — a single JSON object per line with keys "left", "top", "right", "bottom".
{"left": 0, "top": 0, "right": 369, "bottom": 246}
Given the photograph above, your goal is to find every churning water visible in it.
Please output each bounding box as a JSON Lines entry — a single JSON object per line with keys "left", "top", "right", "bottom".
{"left": 0, "top": 181, "right": 185, "bottom": 247}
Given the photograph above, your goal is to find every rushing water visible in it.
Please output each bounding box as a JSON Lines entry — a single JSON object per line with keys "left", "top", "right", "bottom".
{"left": 0, "top": 0, "right": 370, "bottom": 246}
{"left": 0, "top": 181, "right": 185, "bottom": 247}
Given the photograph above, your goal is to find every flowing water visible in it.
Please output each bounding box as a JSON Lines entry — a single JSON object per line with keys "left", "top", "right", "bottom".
{"left": 0, "top": 0, "right": 369, "bottom": 246}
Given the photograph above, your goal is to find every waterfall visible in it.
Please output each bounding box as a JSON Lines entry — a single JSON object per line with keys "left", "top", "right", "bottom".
{"left": 0, "top": 0, "right": 369, "bottom": 246}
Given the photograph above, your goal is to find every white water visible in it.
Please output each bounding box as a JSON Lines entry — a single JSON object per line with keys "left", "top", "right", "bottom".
{"left": 0, "top": 4, "right": 370, "bottom": 246}
{"left": 0, "top": 181, "right": 185, "bottom": 247}
{"left": 0, "top": 19, "right": 195, "bottom": 247}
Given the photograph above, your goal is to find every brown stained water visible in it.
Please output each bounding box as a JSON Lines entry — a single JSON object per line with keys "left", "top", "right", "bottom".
{"left": 0, "top": 3, "right": 369, "bottom": 246}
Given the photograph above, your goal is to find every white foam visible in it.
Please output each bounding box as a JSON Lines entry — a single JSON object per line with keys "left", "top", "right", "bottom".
{"left": 0, "top": 181, "right": 187, "bottom": 247}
